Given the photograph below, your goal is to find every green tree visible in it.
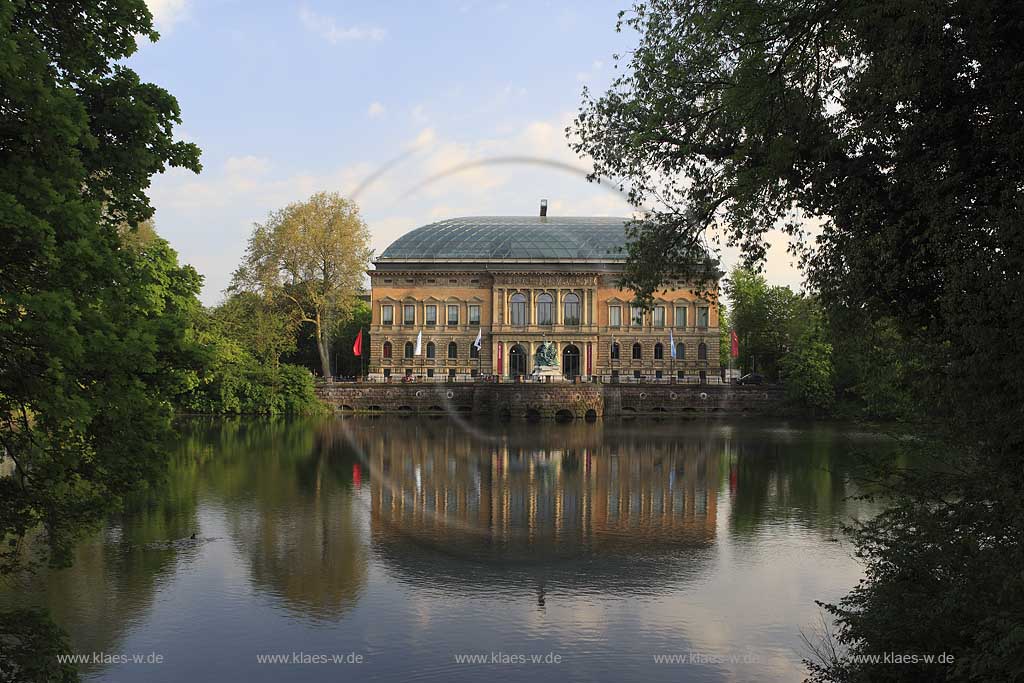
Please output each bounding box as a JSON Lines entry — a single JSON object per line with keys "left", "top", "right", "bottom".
{"left": 177, "top": 295, "right": 320, "bottom": 416}
{"left": 0, "top": 1, "right": 201, "bottom": 678}
{"left": 573, "top": 1, "right": 1024, "bottom": 679}
{"left": 780, "top": 298, "right": 834, "bottom": 415}
{"left": 231, "top": 192, "right": 373, "bottom": 378}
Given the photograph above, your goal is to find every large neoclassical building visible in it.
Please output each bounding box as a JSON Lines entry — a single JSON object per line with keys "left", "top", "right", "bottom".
{"left": 368, "top": 214, "right": 721, "bottom": 382}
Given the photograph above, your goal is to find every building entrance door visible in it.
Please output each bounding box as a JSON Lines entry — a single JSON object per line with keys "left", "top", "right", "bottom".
{"left": 509, "top": 344, "right": 528, "bottom": 377}
{"left": 562, "top": 344, "right": 580, "bottom": 380}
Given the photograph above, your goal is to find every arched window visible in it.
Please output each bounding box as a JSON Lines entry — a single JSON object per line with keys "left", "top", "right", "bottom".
{"left": 536, "top": 292, "right": 553, "bottom": 325}
{"left": 632, "top": 342, "right": 642, "bottom": 360}
{"left": 563, "top": 292, "right": 581, "bottom": 326}
{"left": 470, "top": 343, "right": 479, "bottom": 359}
{"left": 654, "top": 343, "right": 664, "bottom": 360}
{"left": 610, "top": 342, "right": 620, "bottom": 360}
{"left": 698, "top": 342, "right": 707, "bottom": 360}
{"left": 448, "top": 341, "right": 458, "bottom": 359}
{"left": 382, "top": 341, "right": 392, "bottom": 359}
{"left": 510, "top": 293, "right": 527, "bottom": 325}
{"left": 426, "top": 341, "right": 436, "bottom": 359}
{"left": 404, "top": 341, "right": 414, "bottom": 359}
{"left": 675, "top": 342, "right": 685, "bottom": 360}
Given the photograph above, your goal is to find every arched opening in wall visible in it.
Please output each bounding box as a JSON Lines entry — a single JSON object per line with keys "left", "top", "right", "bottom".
{"left": 584, "top": 409, "right": 598, "bottom": 422}
{"left": 555, "top": 409, "right": 575, "bottom": 422}
{"left": 621, "top": 406, "right": 637, "bottom": 419}
{"left": 652, "top": 406, "right": 668, "bottom": 413}
{"left": 397, "top": 405, "right": 414, "bottom": 412}
{"left": 562, "top": 344, "right": 580, "bottom": 380}
{"left": 427, "top": 405, "right": 444, "bottom": 412}
{"left": 368, "top": 405, "right": 382, "bottom": 412}
{"left": 340, "top": 404, "right": 355, "bottom": 412}
{"left": 525, "top": 408, "right": 542, "bottom": 422}
{"left": 509, "top": 344, "right": 528, "bottom": 377}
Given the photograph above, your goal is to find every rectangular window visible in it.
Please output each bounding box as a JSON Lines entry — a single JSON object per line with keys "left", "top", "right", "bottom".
{"left": 653, "top": 306, "right": 665, "bottom": 327}
{"left": 609, "top": 305, "right": 622, "bottom": 328}
{"left": 383, "top": 368, "right": 391, "bottom": 378}
{"left": 426, "top": 369, "right": 434, "bottom": 378}
{"left": 381, "top": 305, "right": 393, "bottom": 325}
{"left": 468, "top": 304, "right": 480, "bottom": 325}
{"left": 631, "top": 305, "right": 643, "bottom": 326}
{"left": 403, "top": 304, "right": 415, "bottom": 325}
{"left": 425, "top": 305, "right": 437, "bottom": 326}
{"left": 510, "top": 296, "right": 526, "bottom": 326}
{"left": 656, "top": 370, "right": 663, "bottom": 379}
{"left": 447, "top": 304, "right": 459, "bottom": 325}
{"left": 536, "top": 297, "right": 552, "bottom": 326}
{"left": 675, "top": 306, "right": 687, "bottom": 328}
{"left": 697, "top": 306, "right": 709, "bottom": 328}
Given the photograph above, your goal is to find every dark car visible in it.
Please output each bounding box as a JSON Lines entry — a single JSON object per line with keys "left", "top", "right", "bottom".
{"left": 736, "top": 373, "right": 765, "bottom": 386}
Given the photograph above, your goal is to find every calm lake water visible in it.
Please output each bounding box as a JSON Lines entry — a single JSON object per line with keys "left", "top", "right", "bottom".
{"left": 5, "top": 416, "right": 900, "bottom": 682}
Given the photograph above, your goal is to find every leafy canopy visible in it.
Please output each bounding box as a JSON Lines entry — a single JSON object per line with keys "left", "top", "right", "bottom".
{"left": 573, "top": 1, "right": 1024, "bottom": 679}
{"left": 232, "top": 192, "right": 372, "bottom": 378}
{"left": 1, "top": 0, "right": 200, "bottom": 678}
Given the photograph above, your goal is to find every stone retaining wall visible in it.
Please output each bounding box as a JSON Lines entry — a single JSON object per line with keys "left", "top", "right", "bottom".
{"left": 315, "top": 382, "right": 783, "bottom": 419}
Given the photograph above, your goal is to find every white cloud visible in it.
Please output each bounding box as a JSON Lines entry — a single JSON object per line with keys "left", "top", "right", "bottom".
{"left": 412, "top": 128, "right": 437, "bottom": 149}
{"left": 367, "top": 101, "right": 386, "bottom": 118}
{"left": 298, "top": 6, "right": 386, "bottom": 43}
{"left": 146, "top": 0, "right": 189, "bottom": 32}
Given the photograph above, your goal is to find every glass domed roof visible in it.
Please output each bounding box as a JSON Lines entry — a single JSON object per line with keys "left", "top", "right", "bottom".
{"left": 377, "top": 216, "right": 631, "bottom": 262}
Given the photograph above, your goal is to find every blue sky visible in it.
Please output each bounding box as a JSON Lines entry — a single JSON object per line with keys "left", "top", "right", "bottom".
{"left": 138, "top": 0, "right": 803, "bottom": 304}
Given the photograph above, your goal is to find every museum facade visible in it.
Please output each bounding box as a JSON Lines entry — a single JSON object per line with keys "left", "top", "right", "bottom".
{"left": 368, "top": 214, "right": 722, "bottom": 382}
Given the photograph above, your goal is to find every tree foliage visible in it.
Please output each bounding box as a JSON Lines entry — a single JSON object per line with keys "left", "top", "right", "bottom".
{"left": 0, "top": 1, "right": 201, "bottom": 678}
{"left": 726, "top": 267, "right": 834, "bottom": 413}
{"left": 231, "top": 192, "right": 372, "bottom": 378}
{"left": 574, "top": 1, "right": 1024, "bottom": 679}
{"left": 177, "top": 294, "right": 321, "bottom": 416}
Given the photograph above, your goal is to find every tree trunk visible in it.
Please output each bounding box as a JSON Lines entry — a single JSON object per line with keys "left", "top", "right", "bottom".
{"left": 315, "top": 311, "right": 331, "bottom": 378}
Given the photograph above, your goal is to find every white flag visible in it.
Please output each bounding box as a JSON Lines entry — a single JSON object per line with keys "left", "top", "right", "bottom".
{"left": 669, "top": 328, "right": 676, "bottom": 358}
{"left": 415, "top": 330, "right": 422, "bottom": 356}
{"left": 473, "top": 328, "right": 482, "bottom": 350}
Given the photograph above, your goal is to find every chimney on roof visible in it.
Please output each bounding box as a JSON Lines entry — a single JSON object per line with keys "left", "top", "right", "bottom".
{"left": 539, "top": 199, "right": 548, "bottom": 217}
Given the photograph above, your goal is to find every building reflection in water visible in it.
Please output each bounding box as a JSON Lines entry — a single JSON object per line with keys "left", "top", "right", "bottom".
{"left": 328, "top": 418, "right": 720, "bottom": 596}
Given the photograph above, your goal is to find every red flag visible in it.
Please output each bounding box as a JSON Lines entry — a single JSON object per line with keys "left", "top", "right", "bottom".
{"left": 352, "top": 329, "right": 363, "bottom": 357}
{"left": 730, "top": 330, "right": 739, "bottom": 358}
